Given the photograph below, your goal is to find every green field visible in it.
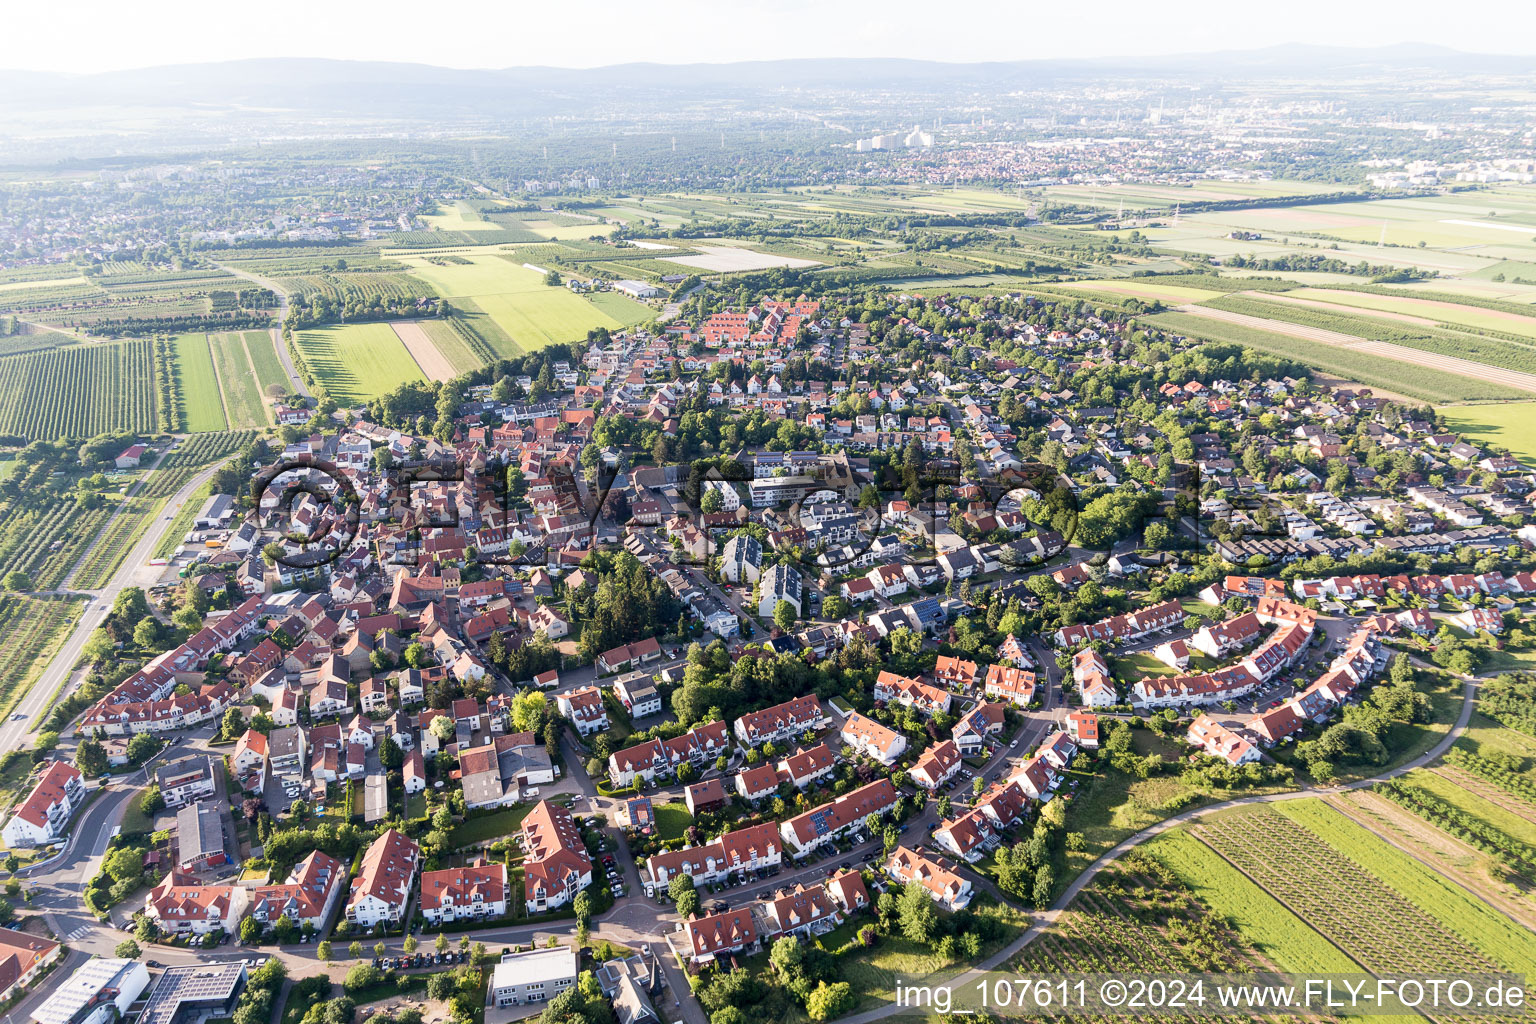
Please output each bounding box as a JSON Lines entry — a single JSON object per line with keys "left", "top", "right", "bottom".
{"left": 0, "top": 338, "right": 161, "bottom": 440}
{"left": 173, "top": 333, "right": 228, "bottom": 432}
{"left": 413, "top": 318, "right": 485, "bottom": 374}
{"left": 294, "top": 322, "right": 427, "bottom": 403}
{"left": 1276, "top": 799, "right": 1536, "bottom": 976}
{"left": 399, "top": 253, "right": 630, "bottom": 353}
{"left": 243, "top": 329, "right": 290, "bottom": 396}
{"left": 585, "top": 290, "right": 657, "bottom": 326}
{"left": 1290, "top": 287, "right": 1536, "bottom": 337}
{"left": 1149, "top": 829, "right": 1361, "bottom": 975}
{"left": 1148, "top": 311, "right": 1527, "bottom": 402}
{"left": 1065, "top": 278, "right": 1225, "bottom": 303}
{"left": 209, "top": 332, "right": 267, "bottom": 428}
{"left": 1438, "top": 401, "right": 1536, "bottom": 463}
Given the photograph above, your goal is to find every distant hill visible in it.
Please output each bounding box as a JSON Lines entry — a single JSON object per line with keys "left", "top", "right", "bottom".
{"left": 0, "top": 45, "right": 1531, "bottom": 122}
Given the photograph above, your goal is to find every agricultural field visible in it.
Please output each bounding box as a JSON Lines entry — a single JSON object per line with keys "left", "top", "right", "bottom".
{"left": 243, "top": 330, "right": 290, "bottom": 397}
{"left": 1188, "top": 803, "right": 1536, "bottom": 977}
{"left": 0, "top": 595, "right": 83, "bottom": 718}
{"left": 397, "top": 253, "right": 636, "bottom": 354}
{"left": 1197, "top": 293, "right": 1536, "bottom": 382}
{"left": 390, "top": 321, "right": 459, "bottom": 382}
{"left": 584, "top": 290, "right": 657, "bottom": 327}
{"left": 172, "top": 332, "right": 229, "bottom": 432}
{"left": 1438, "top": 402, "right": 1536, "bottom": 463}
{"left": 1045, "top": 278, "right": 1225, "bottom": 304}
{"left": 208, "top": 332, "right": 269, "bottom": 428}
{"left": 293, "top": 322, "right": 427, "bottom": 403}
{"left": 69, "top": 494, "right": 161, "bottom": 589}
{"left": 660, "top": 243, "right": 822, "bottom": 273}
{"left": 0, "top": 338, "right": 160, "bottom": 439}
{"left": 1148, "top": 310, "right": 1528, "bottom": 402}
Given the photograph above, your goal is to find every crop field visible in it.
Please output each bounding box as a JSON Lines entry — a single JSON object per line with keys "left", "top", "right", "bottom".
{"left": 1148, "top": 831, "right": 1361, "bottom": 977}
{"left": 1148, "top": 310, "right": 1529, "bottom": 402}
{"left": 70, "top": 494, "right": 162, "bottom": 589}
{"left": 243, "top": 330, "right": 289, "bottom": 397}
{"left": 660, "top": 243, "right": 822, "bottom": 272}
{"left": 1192, "top": 803, "right": 1536, "bottom": 977}
{"left": 583, "top": 291, "right": 655, "bottom": 326}
{"left": 275, "top": 271, "right": 437, "bottom": 304}
{"left": 1200, "top": 293, "right": 1536, "bottom": 380}
{"left": 1013, "top": 847, "right": 1332, "bottom": 1018}
{"left": 1287, "top": 287, "right": 1536, "bottom": 337}
{"left": 209, "top": 332, "right": 268, "bottom": 428}
{"left": 294, "top": 322, "right": 426, "bottom": 403}
{"left": 1438, "top": 402, "right": 1536, "bottom": 462}
{"left": 0, "top": 338, "right": 159, "bottom": 439}
{"left": 0, "top": 595, "right": 83, "bottom": 717}
{"left": 0, "top": 494, "right": 112, "bottom": 590}
{"left": 390, "top": 321, "right": 459, "bottom": 381}
{"left": 1064, "top": 278, "right": 1226, "bottom": 304}
{"left": 397, "top": 254, "right": 631, "bottom": 353}
{"left": 172, "top": 332, "right": 229, "bottom": 432}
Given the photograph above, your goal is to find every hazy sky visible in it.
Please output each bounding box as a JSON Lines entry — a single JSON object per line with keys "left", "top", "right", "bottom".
{"left": 9, "top": 0, "right": 1536, "bottom": 73}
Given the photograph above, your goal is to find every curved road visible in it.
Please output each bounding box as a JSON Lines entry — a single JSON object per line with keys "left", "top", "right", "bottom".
{"left": 837, "top": 676, "right": 1482, "bottom": 1024}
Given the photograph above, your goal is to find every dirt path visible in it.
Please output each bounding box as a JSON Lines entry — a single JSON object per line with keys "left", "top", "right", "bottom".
{"left": 391, "top": 320, "right": 456, "bottom": 382}
{"left": 1173, "top": 303, "right": 1536, "bottom": 395}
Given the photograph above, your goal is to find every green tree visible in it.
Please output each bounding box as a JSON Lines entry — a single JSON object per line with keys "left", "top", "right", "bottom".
{"left": 132, "top": 618, "right": 160, "bottom": 649}
{"left": 76, "top": 738, "right": 108, "bottom": 777}
{"left": 2, "top": 570, "right": 32, "bottom": 592}
{"left": 317, "top": 940, "right": 333, "bottom": 962}
{"left": 805, "top": 981, "right": 855, "bottom": 1021}
{"left": 669, "top": 874, "right": 699, "bottom": 918}
{"left": 773, "top": 600, "right": 797, "bottom": 632}
{"left": 897, "top": 878, "right": 936, "bottom": 943}
{"left": 115, "top": 939, "right": 142, "bottom": 959}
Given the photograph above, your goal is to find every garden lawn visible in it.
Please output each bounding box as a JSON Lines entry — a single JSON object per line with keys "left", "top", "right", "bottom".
{"left": 448, "top": 804, "right": 535, "bottom": 849}
{"left": 653, "top": 802, "right": 692, "bottom": 840}
{"left": 173, "top": 333, "right": 228, "bottom": 432}
{"left": 294, "top": 322, "right": 426, "bottom": 403}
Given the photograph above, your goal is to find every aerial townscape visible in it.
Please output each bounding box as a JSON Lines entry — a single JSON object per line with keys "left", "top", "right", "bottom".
{"left": 2, "top": 17, "right": 1536, "bottom": 1024}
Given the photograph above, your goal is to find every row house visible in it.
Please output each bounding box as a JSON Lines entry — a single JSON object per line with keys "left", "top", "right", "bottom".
{"left": 873, "top": 671, "right": 952, "bottom": 717}
{"left": 983, "top": 665, "right": 1037, "bottom": 707}
{"left": 346, "top": 829, "right": 420, "bottom": 927}
{"left": 249, "top": 850, "right": 346, "bottom": 931}
{"left": 1, "top": 761, "right": 85, "bottom": 849}
{"left": 420, "top": 859, "right": 509, "bottom": 925}
{"left": 732, "top": 695, "right": 828, "bottom": 748}
{"left": 1053, "top": 598, "right": 1182, "bottom": 648}
{"left": 779, "top": 779, "right": 898, "bottom": 858}
{"left": 840, "top": 712, "right": 906, "bottom": 766}
{"left": 641, "top": 822, "right": 783, "bottom": 895}
{"left": 884, "top": 846, "right": 972, "bottom": 911}
{"left": 522, "top": 801, "right": 592, "bottom": 915}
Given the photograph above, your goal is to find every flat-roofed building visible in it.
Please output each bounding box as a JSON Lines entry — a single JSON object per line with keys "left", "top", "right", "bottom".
{"left": 30, "top": 958, "right": 148, "bottom": 1024}
{"left": 488, "top": 945, "right": 579, "bottom": 1007}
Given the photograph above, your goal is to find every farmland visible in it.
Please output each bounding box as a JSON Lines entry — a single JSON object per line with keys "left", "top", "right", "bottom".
{"left": 397, "top": 253, "right": 636, "bottom": 355}
{"left": 1187, "top": 803, "right": 1536, "bottom": 977}
{"left": 0, "top": 338, "right": 160, "bottom": 439}
{"left": 0, "top": 595, "right": 83, "bottom": 718}
{"left": 1438, "top": 402, "right": 1536, "bottom": 463}
{"left": 243, "top": 329, "right": 290, "bottom": 397}
{"left": 172, "top": 332, "right": 229, "bottom": 432}
{"left": 1147, "top": 311, "right": 1528, "bottom": 402}
{"left": 209, "top": 332, "right": 269, "bottom": 428}
{"left": 293, "top": 322, "right": 427, "bottom": 403}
